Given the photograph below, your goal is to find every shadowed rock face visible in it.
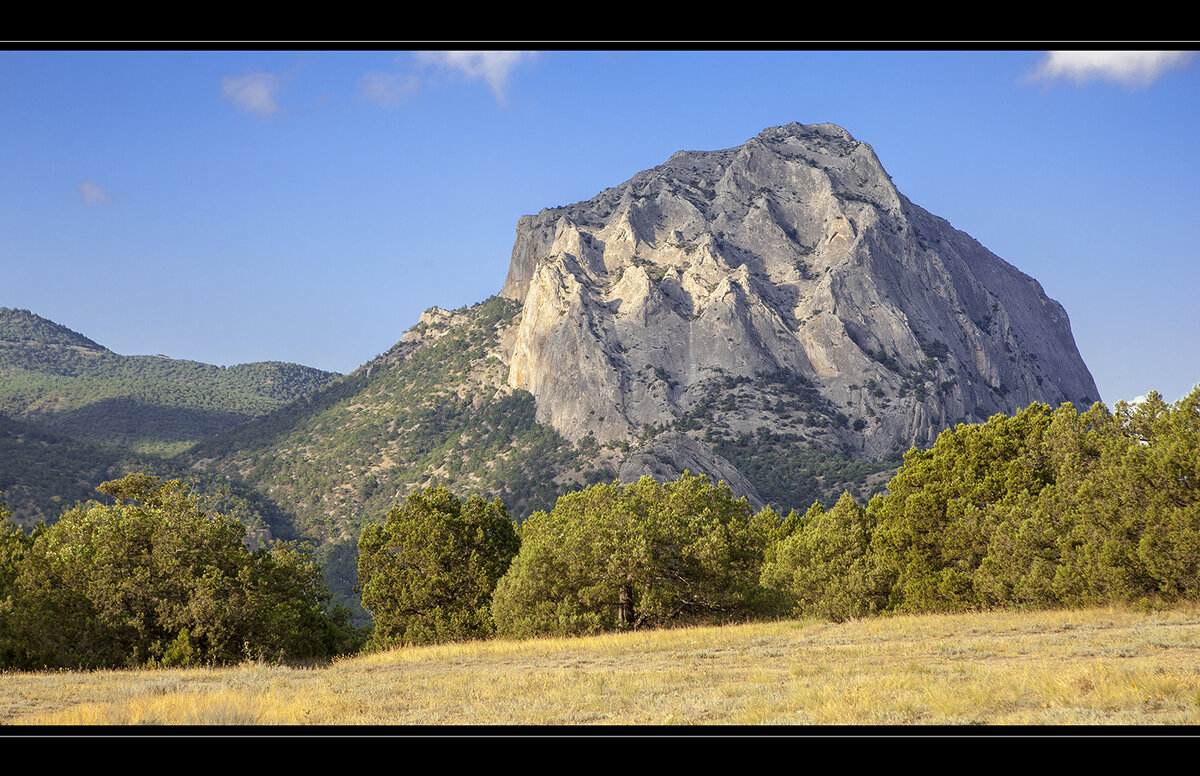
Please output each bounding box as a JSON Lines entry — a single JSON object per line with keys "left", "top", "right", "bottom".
{"left": 616, "top": 431, "right": 767, "bottom": 511}
{"left": 498, "top": 122, "right": 1099, "bottom": 468}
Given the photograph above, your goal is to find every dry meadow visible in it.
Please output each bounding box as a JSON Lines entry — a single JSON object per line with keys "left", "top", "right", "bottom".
{"left": 3, "top": 604, "right": 1200, "bottom": 726}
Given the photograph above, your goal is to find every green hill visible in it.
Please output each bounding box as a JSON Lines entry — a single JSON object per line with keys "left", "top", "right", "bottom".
{"left": 0, "top": 308, "right": 341, "bottom": 455}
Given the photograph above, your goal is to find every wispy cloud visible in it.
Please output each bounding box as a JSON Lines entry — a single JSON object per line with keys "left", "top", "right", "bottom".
{"left": 415, "top": 50, "right": 537, "bottom": 103}
{"left": 1028, "top": 51, "right": 1195, "bottom": 88}
{"left": 359, "top": 70, "right": 420, "bottom": 107}
{"left": 77, "top": 180, "right": 113, "bottom": 205}
{"left": 221, "top": 70, "right": 284, "bottom": 116}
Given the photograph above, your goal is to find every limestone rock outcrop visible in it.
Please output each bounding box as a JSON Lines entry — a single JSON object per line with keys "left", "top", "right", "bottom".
{"left": 497, "top": 122, "right": 1099, "bottom": 487}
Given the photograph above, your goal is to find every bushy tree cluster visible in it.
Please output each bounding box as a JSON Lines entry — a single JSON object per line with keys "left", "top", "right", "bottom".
{"left": 759, "top": 493, "right": 887, "bottom": 622}
{"left": 758, "top": 388, "right": 1200, "bottom": 618}
{"left": 0, "top": 474, "right": 361, "bottom": 670}
{"left": 357, "top": 487, "right": 519, "bottom": 647}
{"left": 490, "top": 473, "right": 786, "bottom": 639}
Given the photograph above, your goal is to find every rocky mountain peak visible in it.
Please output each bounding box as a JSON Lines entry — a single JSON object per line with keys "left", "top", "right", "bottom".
{"left": 496, "top": 122, "right": 1098, "bottom": 476}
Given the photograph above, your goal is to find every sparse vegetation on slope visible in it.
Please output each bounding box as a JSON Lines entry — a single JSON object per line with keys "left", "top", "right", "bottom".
{"left": 187, "top": 297, "right": 597, "bottom": 542}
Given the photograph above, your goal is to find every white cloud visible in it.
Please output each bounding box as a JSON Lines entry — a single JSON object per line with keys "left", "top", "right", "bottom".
{"left": 1028, "top": 51, "right": 1195, "bottom": 88}
{"left": 221, "top": 71, "right": 283, "bottom": 116}
{"left": 415, "top": 50, "right": 536, "bottom": 103}
{"left": 77, "top": 180, "right": 113, "bottom": 205}
{"left": 360, "top": 70, "right": 420, "bottom": 106}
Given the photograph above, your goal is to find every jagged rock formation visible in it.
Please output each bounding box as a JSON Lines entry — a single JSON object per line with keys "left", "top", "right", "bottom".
{"left": 499, "top": 122, "right": 1099, "bottom": 462}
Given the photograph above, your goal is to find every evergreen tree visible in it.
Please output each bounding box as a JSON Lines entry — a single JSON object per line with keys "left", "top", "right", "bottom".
{"left": 357, "top": 487, "right": 519, "bottom": 647}
{"left": 760, "top": 492, "right": 887, "bottom": 621}
{"left": 1, "top": 474, "right": 358, "bottom": 669}
{"left": 491, "top": 473, "right": 779, "bottom": 639}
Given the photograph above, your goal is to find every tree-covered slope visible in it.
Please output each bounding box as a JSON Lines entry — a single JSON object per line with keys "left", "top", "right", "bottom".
{"left": 0, "top": 411, "right": 138, "bottom": 527}
{"left": 186, "top": 296, "right": 619, "bottom": 545}
{"left": 0, "top": 308, "right": 341, "bottom": 455}
{"left": 0, "top": 409, "right": 299, "bottom": 549}
{"left": 0, "top": 308, "right": 104, "bottom": 350}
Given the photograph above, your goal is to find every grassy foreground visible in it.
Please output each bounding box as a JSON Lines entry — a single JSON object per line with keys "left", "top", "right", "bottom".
{"left": 3, "top": 604, "right": 1200, "bottom": 726}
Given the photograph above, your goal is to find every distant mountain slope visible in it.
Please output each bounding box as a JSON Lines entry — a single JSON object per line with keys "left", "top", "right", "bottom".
{"left": 0, "top": 410, "right": 289, "bottom": 549}
{"left": 0, "top": 308, "right": 104, "bottom": 350}
{"left": 186, "top": 296, "right": 618, "bottom": 543}
{"left": 0, "top": 411, "right": 135, "bottom": 527}
{"left": 0, "top": 308, "right": 341, "bottom": 454}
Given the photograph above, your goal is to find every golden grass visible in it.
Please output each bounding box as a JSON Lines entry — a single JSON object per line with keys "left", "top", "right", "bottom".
{"left": 4, "top": 604, "right": 1200, "bottom": 726}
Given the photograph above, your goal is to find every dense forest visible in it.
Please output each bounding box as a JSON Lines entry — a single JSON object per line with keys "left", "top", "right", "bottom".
{"left": 3, "top": 387, "right": 1196, "bottom": 669}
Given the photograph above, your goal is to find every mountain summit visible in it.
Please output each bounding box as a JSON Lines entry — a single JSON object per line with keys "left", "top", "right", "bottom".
{"left": 2, "top": 124, "right": 1104, "bottom": 615}
{"left": 175, "top": 122, "right": 1100, "bottom": 555}
{"left": 498, "top": 122, "right": 1098, "bottom": 461}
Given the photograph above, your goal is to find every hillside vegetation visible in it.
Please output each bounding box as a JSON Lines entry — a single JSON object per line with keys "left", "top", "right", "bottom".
{"left": 0, "top": 308, "right": 340, "bottom": 455}
{"left": 5, "top": 385, "right": 1196, "bottom": 676}
{"left": 186, "top": 297, "right": 617, "bottom": 543}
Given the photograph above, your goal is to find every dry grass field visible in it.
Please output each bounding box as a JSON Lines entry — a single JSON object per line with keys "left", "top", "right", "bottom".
{"left": 3, "top": 604, "right": 1200, "bottom": 726}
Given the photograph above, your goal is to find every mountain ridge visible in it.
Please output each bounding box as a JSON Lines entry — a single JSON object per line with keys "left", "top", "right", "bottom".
{"left": 0, "top": 306, "right": 342, "bottom": 455}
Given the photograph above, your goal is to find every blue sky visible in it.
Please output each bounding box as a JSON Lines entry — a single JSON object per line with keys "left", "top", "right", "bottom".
{"left": 2, "top": 49, "right": 1197, "bottom": 405}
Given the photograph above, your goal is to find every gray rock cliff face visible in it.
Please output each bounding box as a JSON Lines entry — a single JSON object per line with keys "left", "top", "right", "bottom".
{"left": 498, "top": 122, "right": 1099, "bottom": 478}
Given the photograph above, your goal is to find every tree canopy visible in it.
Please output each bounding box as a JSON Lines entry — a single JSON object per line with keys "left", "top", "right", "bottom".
{"left": 760, "top": 492, "right": 888, "bottom": 622}
{"left": 490, "top": 473, "right": 784, "bottom": 639}
{"left": 859, "top": 389, "right": 1200, "bottom": 615}
{"left": 357, "top": 487, "right": 519, "bottom": 647}
{"left": 0, "top": 474, "right": 359, "bottom": 670}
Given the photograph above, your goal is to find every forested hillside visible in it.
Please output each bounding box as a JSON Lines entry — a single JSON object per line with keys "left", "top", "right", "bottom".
{"left": 0, "top": 308, "right": 340, "bottom": 455}
{"left": 0, "top": 412, "right": 139, "bottom": 526}
{"left": 186, "top": 296, "right": 617, "bottom": 543}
